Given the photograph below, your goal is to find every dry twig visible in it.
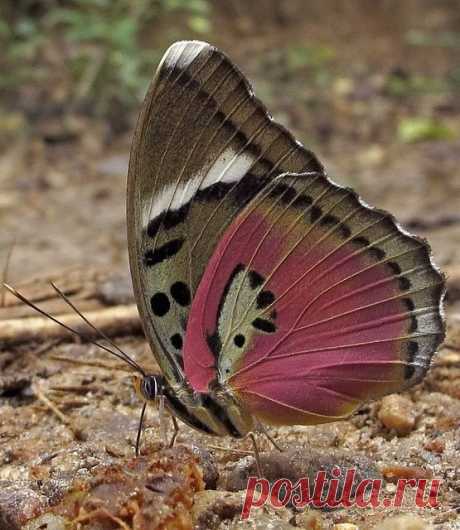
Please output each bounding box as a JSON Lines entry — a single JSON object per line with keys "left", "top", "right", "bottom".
{"left": 0, "top": 304, "right": 142, "bottom": 346}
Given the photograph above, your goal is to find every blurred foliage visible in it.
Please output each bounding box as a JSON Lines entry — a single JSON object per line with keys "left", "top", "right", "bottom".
{"left": 258, "top": 43, "right": 336, "bottom": 97}
{"left": 398, "top": 117, "right": 455, "bottom": 143}
{"left": 0, "top": 0, "right": 211, "bottom": 117}
{"left": 384, "top": 71, "right": 448, "bottom": 97}
{"left": 284, "top": 44, "right": 335, "bottom": 74}
{"left": 406, "top": 29, "right": 460, "bottom": 48}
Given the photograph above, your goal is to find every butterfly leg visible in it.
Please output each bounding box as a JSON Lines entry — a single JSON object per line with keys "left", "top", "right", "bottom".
{"left": 258, "top": 423, "right": 283, "bottom": 452}
{"left": 249, "top": 432, "right": 263, "bottom": 478}
{"left": 168, "top": 414, "right": 180, "bottom": 448}
{"left": 135, "top": 402, "right": 147, "bottom": 456}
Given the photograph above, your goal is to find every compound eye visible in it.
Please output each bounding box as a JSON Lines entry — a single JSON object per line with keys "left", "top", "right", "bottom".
{"left": 142, "top": 376, "right": 159, "bottom": 400}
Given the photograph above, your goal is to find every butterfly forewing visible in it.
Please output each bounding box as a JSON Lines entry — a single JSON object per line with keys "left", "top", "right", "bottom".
{"left": 127, "top": 41, "right": 322, "bottom": 387}
{"left": 183, "top": 172, "right": 445, "bottom": 425}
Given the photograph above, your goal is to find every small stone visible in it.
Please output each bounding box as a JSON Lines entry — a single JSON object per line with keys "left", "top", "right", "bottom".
{"left": 192, "top": 490, "right": 243, "bottom": 529}
{"left": 382, "top": 465, "right": 432, "bottom": 483}
{"left": 192, "top": 445, "right": 219, "bottom": 490}
{"left": 333, "top": 524, "right": 359, "bottom": 530}
{"left": 373, "top": 514, "right": 432, "bottom": 530}
{"left": 231, "top": 512, "right": 297, "bottom": 529}
{"left": 378, "top": 394, "right": 417, "bottom": 435}
{"left": 24, "top": 513, "right": 69, "bottom": 530}
{"left": 424, "top": 438, "right": 445, "bottom": 454}
{"left": 0, "top": 484, "right": 47, "bottom": 530}
{"left": 225, "top": 446, "right": 381, "bottom": 494}
{"left": 296, "top": 509, "right": 324, "bottom": 529}
{"left": 191, "top": 445, "right": 219, "bottom": 489}
{"left": 96, "top": 274, "right": 134, "bottom": 305}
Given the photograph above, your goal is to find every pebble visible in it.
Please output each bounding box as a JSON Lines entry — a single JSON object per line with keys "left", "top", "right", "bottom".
{"left": 378, "top": 394, "right": 417, "bottom": 435}
{"left": 191, "top": 490, "right": 244, "bottom": 529}
{"left": 191, "top": 445, "right": 219, "bottom": 489}
{"left": 373, "top": 514, "right": 432, "bottom": 530}
{"left": 333, "top": 525, "right": 359, "bottom": 530}
{"left": 224, "top": 446, "right": 381, "bottom": 492}
{"left": 296, "top": 509, "right": 324, "bottom": 529}
{"left": 192, "top": 490, "right": 296, "bottom": 530}
{"left": 382, "top": 464, "right": 432, "bottom": 483}
{"left": 96, "top": 274, "right": 134, "bottom": 305}
{"left": 24, "top": 514, "right": 68, "bottom": 530}
{"left": 231, "top": 513, "right": 297, "bottom": 529}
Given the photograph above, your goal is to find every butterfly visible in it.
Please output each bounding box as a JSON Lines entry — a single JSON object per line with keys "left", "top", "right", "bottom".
{"left": 126, "top": 40, "right": 445, "bottom": 444}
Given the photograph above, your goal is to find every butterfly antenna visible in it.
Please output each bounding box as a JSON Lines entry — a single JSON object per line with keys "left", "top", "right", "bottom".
{"left": 1, "top": 240, "right": 16, "bottom": 308}
{"left": 49, "top": 281, "right": 144, "bottom": 375}
{"left": 3, "top": 283, "right": 145, "bottom": 376}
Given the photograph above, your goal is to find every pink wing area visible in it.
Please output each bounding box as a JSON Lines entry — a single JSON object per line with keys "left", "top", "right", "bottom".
{"left": 183, "top": 173, "right": 445, "bottom": 426}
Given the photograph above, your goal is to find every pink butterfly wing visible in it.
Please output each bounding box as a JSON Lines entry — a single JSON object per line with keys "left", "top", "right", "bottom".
{"left": 183, "top": 173, "right": 445, "bottom": 426}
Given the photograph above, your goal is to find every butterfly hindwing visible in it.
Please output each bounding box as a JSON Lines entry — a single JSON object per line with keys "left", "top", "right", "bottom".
{"left": 183, "top": 172, "right": 445, "bottom": 424}
{"left": 127, "top": 41, "right": 322, "bottom": 386}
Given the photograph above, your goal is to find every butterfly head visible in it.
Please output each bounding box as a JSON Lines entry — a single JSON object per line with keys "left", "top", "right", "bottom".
{"left": 133, "top": 373, "right": 165, "bottom": 402}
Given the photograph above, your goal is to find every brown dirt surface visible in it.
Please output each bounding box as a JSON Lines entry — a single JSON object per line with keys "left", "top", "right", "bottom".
{"left": 1, "top": 2, "right": 459, "bottom": 529}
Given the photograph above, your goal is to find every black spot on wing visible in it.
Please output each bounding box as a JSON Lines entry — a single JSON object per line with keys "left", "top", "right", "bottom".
{"left": 163, "top": 203, "right": 190, "bottom": 229}
{"left": 174, "top": 173, "right": 270, "bottom": 212}
{"left": 340, "top": 224, "right": 352, "bottom": 238}
{"left": 408, "top": 340, "right": 419, "bottom": 358}
{"left": 246, "top": 141, "right": 262, "bottom": 159}
{"left": 256, "top": 290, "right": 275, "bottom": 309}
{"left": 171, "top": 333, "right": 183, "bottom": 350}
{"left": 405, "top": 340, "right": 420, "bottom": 379}
{"left": 387, "top": 261, "right": 402, "bottom": 275}
{"left": 320, "top": 214, "right": 340, "bottom": 227}
{"left": 147, "top": 215, "right": 164, "bottom": 238}
{"left": 369, "top": 246, "right": 386, "bottom": 260}
{"left": 248, "top": 270, "right": 264, "bottom": 289}
{"left": 232, "top": 173, "right": 271, "bottom": 205}
{"left": 293, "top": 195, "right": 313, "bottom": 209}
{"left": 399, "top": 277, "right": 411, "bottom": 291}
{"left": 252, "top": 318, "right": 276, "bottom": 333}
{"left": 234, "top": 334, "right": 245, "bottom": 347}
{"left": 215, "top": 264, "right": 245, "bottom": 329}
{"left": 279, "top": 185, "right": 297, "bottom": 203}
{"left": 207, "top": 332, "right": 221, "bottom": 358}
{"left": 403, "top": 298, "right": 415, "bottom": 311}
{"left": 234, "top": 130, "right": 246, "bottom": 146}
{"left": 404, "top": 364, "right": 415, "bottom": 380}
{"left": 353, "top": 236, "right": 370, "bottom": 247}
{"left": 170, "top": 281, "right": 191, "bottom": 306}
{"left": 144, "top": 239, "right": 184, "bottom": 267}
{"left": 145, "top": 203, "right": 190, "bottom": 237}
{"left": 310, "top": 205, "right": 322, "bottom": 223}
{"left": 151, "top": 292, "right": 170, "bottom": 317}
{"left": 196, "top": 182, "right": 232, "bottom": 202}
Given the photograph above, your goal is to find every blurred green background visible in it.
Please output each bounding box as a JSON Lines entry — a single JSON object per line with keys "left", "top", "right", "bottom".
{"left": 1, "top": 0, "right": 459, "bottom": 137}
{"left": 0, "top": 0, "right": 459, "bottom": 280}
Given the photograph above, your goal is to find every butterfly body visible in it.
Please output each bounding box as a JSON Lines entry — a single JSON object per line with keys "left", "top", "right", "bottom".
{"left": 136, "top": 373, "right": 254, "bottom": 437}
{"left": 127, "top": 41, "right": 445, "bottom": 439}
